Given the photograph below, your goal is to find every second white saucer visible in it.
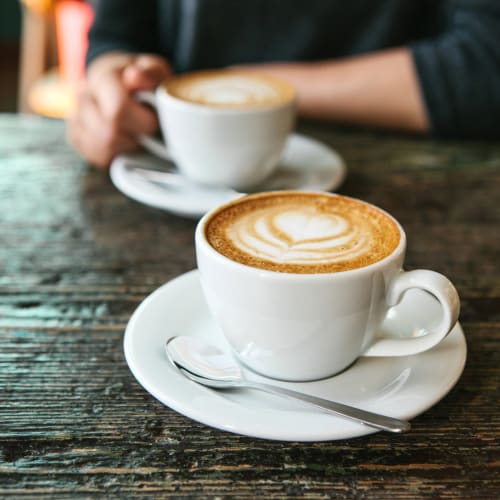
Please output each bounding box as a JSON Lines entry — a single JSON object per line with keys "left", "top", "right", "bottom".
{"left": 110, "top": 133, "right": 346, "bottom": 219}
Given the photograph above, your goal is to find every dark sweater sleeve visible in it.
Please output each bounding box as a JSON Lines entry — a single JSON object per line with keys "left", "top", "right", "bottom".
{"left": 411, "top": 0, "right": 500, "bottom": 139}
{"left": 86, "top": 0, "right": 160, "bottom": 66}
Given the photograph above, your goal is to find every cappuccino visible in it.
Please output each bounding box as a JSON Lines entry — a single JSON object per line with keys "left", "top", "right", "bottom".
{"left": 205, "top": 192, "right": 401, "bottom": 274}
{"left": 165, "top": 70, "right": 295, "bottom": 108}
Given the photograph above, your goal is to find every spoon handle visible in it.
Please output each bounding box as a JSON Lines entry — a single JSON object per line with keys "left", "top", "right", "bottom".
{"left": 249, "top": 382, "right": 410, "bottom": 433}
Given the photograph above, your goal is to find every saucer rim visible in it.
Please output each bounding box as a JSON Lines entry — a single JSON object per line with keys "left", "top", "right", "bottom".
{"left": 123, "top": 270, "right": 467, "bottom": 442}
{"left": 110, "top": 132, "right": 346, "bottom": 219}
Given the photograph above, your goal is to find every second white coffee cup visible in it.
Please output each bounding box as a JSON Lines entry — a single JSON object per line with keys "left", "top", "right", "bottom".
{"left": 136, "top": 70, "right": 296, "bottom": 191}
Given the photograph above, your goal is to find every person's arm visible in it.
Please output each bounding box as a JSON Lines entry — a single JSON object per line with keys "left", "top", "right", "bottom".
{"left": 248, "top": 47, "right": 429, "bottom": 133}
{"left": 253, "top": 1, "right": 500, "bottom": 139}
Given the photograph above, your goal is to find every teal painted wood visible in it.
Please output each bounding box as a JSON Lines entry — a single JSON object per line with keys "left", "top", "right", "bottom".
{"left": 0, "top": 114, "right": 499, "bottom": 498}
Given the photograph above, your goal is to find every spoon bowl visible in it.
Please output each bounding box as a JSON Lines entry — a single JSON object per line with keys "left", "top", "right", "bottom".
{"left": 165, "top": 336, "right": 411, "bottom": 433}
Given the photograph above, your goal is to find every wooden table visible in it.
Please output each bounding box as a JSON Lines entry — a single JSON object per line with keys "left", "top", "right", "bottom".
{"left": 1, "top": 113, "right": 498, "bottom": 498}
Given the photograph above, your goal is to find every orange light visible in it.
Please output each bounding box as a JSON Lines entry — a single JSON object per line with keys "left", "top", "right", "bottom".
{"left": 55, "top": 1, "right": 94, "bottom": 87}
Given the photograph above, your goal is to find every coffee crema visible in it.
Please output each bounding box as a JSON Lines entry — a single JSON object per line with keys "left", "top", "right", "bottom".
{"left": 204, "top": 192, "right": 401, "bottom": 274}
{"left": 165, "top": 70, "right": 295, "bottom": 108}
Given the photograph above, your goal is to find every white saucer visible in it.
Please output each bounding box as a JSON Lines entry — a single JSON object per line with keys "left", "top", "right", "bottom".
{"left": 124, "top": 270, "right": 466, "bottom": 442}
{"left": 110, "top": 133, "right": 346, "bottom": 219}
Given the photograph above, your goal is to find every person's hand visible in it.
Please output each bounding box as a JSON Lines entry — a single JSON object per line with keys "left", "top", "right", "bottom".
{"left": 67, "top": 52, "right": 172, "bottom": 168}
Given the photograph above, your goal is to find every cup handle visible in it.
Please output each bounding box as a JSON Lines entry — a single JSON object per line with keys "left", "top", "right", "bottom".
{"left": 363, "top": 269, "right": 460, "bottom": 357}
{"left": 134, "top": 91, "right": 173, "bottom": 162}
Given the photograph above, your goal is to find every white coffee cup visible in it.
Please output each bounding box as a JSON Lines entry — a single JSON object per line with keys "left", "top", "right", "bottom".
{"left": 195, "top": 191, "right": 461, "bottom": 381}
{"left": 136, "top": 70, "right": 296, "bottom": 191}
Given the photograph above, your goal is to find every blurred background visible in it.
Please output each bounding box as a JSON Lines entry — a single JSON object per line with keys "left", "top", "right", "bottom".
{"left": 0, "top": 0, "right": 93, "bottom": 116}
{"left": 0, "top": 0, "right": 21, "bottom": 112}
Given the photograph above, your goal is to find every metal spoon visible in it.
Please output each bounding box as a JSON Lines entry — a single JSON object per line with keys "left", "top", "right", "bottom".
{"left": 165, "top": 336, "right": 411, "bottom": 433}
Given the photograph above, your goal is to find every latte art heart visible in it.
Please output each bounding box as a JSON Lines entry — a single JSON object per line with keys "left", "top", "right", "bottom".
{"left": 235, "top": 208, "right": 368, "bottom": 265}
{"left": 205, "top": 192, "right": 401, "bottom": 274}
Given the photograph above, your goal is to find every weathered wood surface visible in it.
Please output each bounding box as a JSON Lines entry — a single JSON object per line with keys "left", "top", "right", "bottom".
{"left": 0, "top": 114, "right": 499, "bottom": 498}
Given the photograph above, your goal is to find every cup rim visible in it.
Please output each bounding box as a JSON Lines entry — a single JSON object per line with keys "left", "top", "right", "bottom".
{"left": 196, "top": 191, "right": 407, "bottom": 280}
{"left": 156, "top": 71, "right": 297, "bottom": 114}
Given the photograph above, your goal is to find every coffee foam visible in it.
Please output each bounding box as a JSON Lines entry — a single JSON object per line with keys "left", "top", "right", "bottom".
{"left": 205, "top": 192, "right": 401, "bottom": 274}
{"left": 165, "top": 71, "right": 295, "bottom": 108}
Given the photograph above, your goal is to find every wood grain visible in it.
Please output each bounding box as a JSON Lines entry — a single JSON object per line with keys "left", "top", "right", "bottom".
{"left": 0, "top": 115, "right": 499, "bottom": 498}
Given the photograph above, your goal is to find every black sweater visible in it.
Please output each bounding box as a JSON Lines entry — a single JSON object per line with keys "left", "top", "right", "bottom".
{"left": 87, "top": 0, "right": 500, "bottom": 139}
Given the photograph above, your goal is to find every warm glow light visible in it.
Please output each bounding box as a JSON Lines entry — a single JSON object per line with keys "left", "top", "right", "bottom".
{"left": 20, "top": 0, "right": 52, "bottom": 15}
{"left": 55, "top": 1, "right": 94, "bottom": 86}
{"left": 28, "top": 68, "right": 74, "bottom": 118}
{"left": 27, "top": 1, "right": 94, "bottom": 118}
